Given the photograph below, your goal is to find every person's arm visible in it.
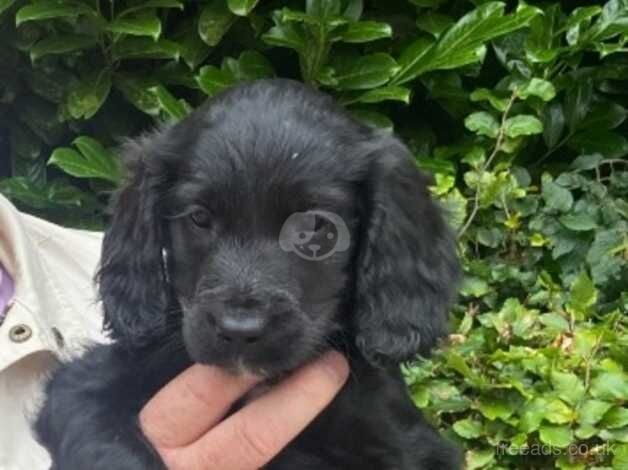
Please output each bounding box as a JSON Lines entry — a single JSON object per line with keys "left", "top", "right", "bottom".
{"left": 140, "top": 351, "right": 349, "bottom": 470}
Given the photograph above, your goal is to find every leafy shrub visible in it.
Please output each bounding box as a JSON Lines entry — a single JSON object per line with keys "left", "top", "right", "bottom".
{"left": 1, "top": 0, "right": 627, "bottom": 468}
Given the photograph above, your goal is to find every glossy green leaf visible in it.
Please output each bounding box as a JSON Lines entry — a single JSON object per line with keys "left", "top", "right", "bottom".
{"left": 453, "top": 418, "right": 483, "bottom": 439}
{"left": 198, "top": 0, "right": 236, "bottom": 46}
{"left": 49, "top": 138, "right": 122, "bottom": 184}
{"left": 174, "top": 19, "right": 211, "bottom": 69}
{"left": 601, "top": 407, "right": 628, "bottom": 429}
{"left": 461, "top": 276, "right": 491, "bottom": 298}
{"left": 114, "top": 74, "right": 160, "bottom": 115}
{"left": 517, "top": 78, "right": 556, "bottom": 102}
{"left": 586, "top": 0, "right": 628, "bottom": 42}
{"left": 262, "top": 12, "right": 306, "bottom": 52}
{"left": 0, "top": 178, "right": 54, "bottom": 209}
{"left": 563, "top": 6, "right": 602, "bottom": 34}
{"left": 332, "top": 53, "right": 399, "bottom": 90}
{"left": 565, "top": 82, "right": 593, "bottom": 132}
{"left": 579, "top": 400, "right": 614, "bottom": 425}
{"left": 107, "top": 12, "right": 162, "bottom": 40}
{"left": 614, "top": 444, "right": 628, "bottom": 469}
{"left": 476, "top": 227, "right": 503, "bottom": 247}
{"left": 16, "top": 1, "right": 93, "bottom": 26}
{"left": 337, "top": 21, "right": 392, "bottom": 43}
{"left": 567, "top": 271, "right": 597, "bottom": 319}
{"left": 0, "top": 177, "right": 98, "bottom": 210}
{"left": 149, "top": 85, "right": 190, "bottom": 121}
{"left": 112, "top": 37, "right": 180, "bottom": 60}
{"left": 197, "top": 65, "right": 236, "bottom": 96}
{"left": 393, "top": 2, "right": 541, "bottom": 85}
{"left": 118, "top": 0, "right": 183, "bottom": 17}
{"left": 541, "top": 102, "right": 565, "bottom": 149}
{"left": 461, "top": 147, "right": 486, "bottom": 169}
{"left": 465, "top": 111, "right": 499, "bottom": 138}
{"left": 416, "top": 12, "right": 454, "bottom": 37}
{"left": 569, "top": 130, "right": 628, "bottom": 159}
{"left": 66, "top": 71, "right": 111, "bottom": 120}
{"left": 539, "top": 313, "right": 569, "bottom": 332}
{"left": 441, "top": 188, "right": 467, "bottom": 230}
{"left": 470, "top": 88, "right": 508, "bottom": 111}
{"left": 352, "top": 85, "right": 411, "bottom": 104}
{"left": 417, "top": 155, "right": 457, "bottom": 176}
{"left": 591, "top": 372, "right": 628, "bottom": 401}
{"left": 587, "top": 227, "right": 626, "bottom": 284}
{"left": 539, "top": 424, "right": 574, "bottom": 448}
{"left": 578, "top": 103, "right": 628, "bottom": 131}
{"left": 519, "top": 398, "right": 549, "bottom": 432}
{"left": 30, "top": 35, "right": 98, "bottom": 61}
{"left": 476, "top": 395, "right": 515, "bottom": 421}
{"left": 349, "top": 109, "right": 393, "bottom": 132}
{"left": 570, "top": 154, "right": 603, "bottom": 171}
{"left": 551, "top": 371, "right": 585, "bottom": 406}
{"left": 596, "top": 41, "right": 628, "bottom": 58}
{"left": 466, "top": 448, "right": 495, "bottom": 470}
{"left": 559, "top": 213, "right": 598, "bottom": 231}
{"left": 227, "top": 0, "right": 259, "bottom": 16}
{"left": 395, "top": 37, "right": 433, "bottom": 83}
{"left": 306, "top": 0, "right": 342, "bottom": 18}
{"left": 542, "top": 173, "right": 573, "bottom": 212}
{"left": 342, "top": 0, "right": 362, "bottom": 21}
{"left": 525, "top": 4, "right": 561, "bottom": 63}
{"left": 280, "top": 9, "right": 331, "bottom": 25}
{"left": 503, "top": 115, "right": 543, "bottom": 138}
{"left": 226, "top": 50, "right": 275, "bottom": 81}
{"left": 445, "top": 350, "right": 485, "bottom": 385}
{"left": 154, "top": 62, "right": 198, "bottom": 89}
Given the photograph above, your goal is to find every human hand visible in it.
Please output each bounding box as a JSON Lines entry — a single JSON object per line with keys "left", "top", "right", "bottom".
{"left": 139, "top": 351, "right": 349, "bottom": 470}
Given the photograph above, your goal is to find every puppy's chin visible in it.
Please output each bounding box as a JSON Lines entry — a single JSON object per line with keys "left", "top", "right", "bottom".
{"left": 186, "top": 345, "right": 320, "bottom": 380}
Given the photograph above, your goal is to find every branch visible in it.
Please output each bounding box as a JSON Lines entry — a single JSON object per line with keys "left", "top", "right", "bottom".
{"left": 457, "top": 89, "right": 518, "bottom": 240}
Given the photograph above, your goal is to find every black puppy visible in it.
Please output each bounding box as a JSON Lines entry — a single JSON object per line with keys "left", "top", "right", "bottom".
{"left": 35, "top": 79, "right": 462, "bottom": 469}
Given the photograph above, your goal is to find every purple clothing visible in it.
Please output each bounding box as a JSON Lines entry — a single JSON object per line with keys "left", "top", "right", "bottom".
{"left": 0, "top": 262, "right": 14, "bottom": 321}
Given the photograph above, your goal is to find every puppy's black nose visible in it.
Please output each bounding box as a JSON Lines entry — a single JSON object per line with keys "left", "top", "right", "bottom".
{"left": 216, "top": 314, "right": 268, "bottom": 344}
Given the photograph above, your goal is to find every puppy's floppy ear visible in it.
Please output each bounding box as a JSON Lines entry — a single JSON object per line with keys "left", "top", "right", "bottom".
{"left": 97, "top": 135, "right": 169, "bottom": 346}
{"left": 354, "top": 136, "right": 460, "bottom": 365}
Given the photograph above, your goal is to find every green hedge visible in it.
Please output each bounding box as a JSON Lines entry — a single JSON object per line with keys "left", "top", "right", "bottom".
{"left": 1, "top": 0, "right": 627, "bottom": 468}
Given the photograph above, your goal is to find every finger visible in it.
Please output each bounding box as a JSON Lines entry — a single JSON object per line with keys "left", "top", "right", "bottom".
{"left": 140, "top": 364, "right": 259, "bottom": 449}
{"left": 173, "top": 351, "right": 349, "bottom": 470}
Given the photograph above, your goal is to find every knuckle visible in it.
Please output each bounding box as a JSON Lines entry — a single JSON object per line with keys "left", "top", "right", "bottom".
{"left": 289, "top": 380, "right": 328, "bottom": 406}
{"left": 160, "top": 446, "right": 218, "bottom": 470}
{"left": 180, "top": 374, "right": 215, "bottom": 409}
{"left": 233, "top": 418, "right": 277, "bottom": 465}
{"left": 158, "top": 447, "right": 183, "bottom": 469}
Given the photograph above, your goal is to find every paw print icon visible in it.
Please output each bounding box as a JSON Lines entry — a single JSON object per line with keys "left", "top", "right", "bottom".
{"left": 279, "top": 210, "right": 350, "bottom": 261}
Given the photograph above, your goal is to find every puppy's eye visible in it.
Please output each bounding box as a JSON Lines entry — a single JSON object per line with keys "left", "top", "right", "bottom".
{"left": 190, "top": 209, "right": 212, "bottom": 228}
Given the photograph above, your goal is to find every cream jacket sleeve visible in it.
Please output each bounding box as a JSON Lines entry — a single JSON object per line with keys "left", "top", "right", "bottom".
{"left": 0, "top": 194, "right": 108, "bottom": 470}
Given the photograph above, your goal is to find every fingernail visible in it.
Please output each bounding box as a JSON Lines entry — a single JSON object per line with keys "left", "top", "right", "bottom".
{"left": 317, "top": 351, "right": 350, "bottom": 385}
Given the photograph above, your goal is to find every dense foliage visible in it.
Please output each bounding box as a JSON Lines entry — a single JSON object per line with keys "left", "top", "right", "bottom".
{"left": 1, "top": 0, "right": 627, "bottom": 468}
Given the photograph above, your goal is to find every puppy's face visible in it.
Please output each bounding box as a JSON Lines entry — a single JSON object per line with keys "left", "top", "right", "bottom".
{"left": 165, "top": 156, "right": 358, "bottom": 376}
{"left": 99, "top": 79, "right": 460, "bottom": 376}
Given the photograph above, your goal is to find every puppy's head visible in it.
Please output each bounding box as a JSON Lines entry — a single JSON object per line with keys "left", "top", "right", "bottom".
{"left": 98, "top": 79, "right": 459, "bottom": 375}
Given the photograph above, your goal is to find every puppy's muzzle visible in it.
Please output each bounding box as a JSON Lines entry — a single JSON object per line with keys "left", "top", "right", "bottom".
{"left": 198, "top": 286, "right": 299, "bottom": 348}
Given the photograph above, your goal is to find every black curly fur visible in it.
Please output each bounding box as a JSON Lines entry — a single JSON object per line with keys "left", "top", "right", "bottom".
{"left": 35, "top": 79, "right": 462, "bottom": 470}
